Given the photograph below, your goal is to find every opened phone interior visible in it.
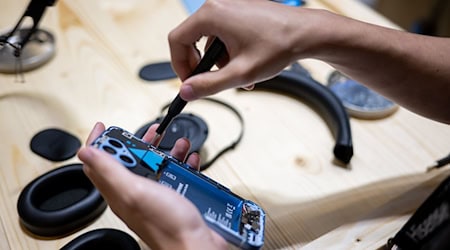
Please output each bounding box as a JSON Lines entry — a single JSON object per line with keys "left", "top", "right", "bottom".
{"left": 91, "top": 126, "right": 265, "bottom": 249}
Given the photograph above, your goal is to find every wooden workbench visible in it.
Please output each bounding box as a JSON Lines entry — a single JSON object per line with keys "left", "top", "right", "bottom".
{"left": 1, "top": 0, "right": 449, "bottom": 249}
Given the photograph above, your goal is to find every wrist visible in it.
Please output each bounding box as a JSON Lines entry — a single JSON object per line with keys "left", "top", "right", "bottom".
{"left": 286, "top": 8, "right": 333, "bottom": 60}
{"left": 288, "top": 8, "right": 361, "bottom": 62}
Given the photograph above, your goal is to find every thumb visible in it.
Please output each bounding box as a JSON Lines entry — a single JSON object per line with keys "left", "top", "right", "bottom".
{"left": 78, "top": 146, "right": 142, "bottom": 199}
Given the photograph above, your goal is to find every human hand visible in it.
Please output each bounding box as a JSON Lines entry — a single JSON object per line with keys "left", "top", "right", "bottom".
{"left": 77, "top": 122, "right": 228, "bottom": 250}
{"left": 169, "top": 0, "right": 314, "bottom": 101}
{"left": 169, "top": 0, "right": 450, "bottom": 124}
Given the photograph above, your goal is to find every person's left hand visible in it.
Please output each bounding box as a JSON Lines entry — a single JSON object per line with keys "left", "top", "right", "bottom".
{"left": 77, "top": 122, "right": 228, "bottom": 250}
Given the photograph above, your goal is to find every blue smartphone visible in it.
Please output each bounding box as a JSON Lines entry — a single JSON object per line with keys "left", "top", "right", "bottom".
{"left": 91, "top": 126, "right": 265, "bottom": 249}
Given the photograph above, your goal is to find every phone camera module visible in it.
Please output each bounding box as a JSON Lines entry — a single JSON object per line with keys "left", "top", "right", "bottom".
{"left": 109, "top": 139, "right": 124, "bottom": 148}
{"left": 102, "top": 145, "right": 116, "bottom": 155}
{"left": 119, "top": 155, "right": 134, "bottom": 164}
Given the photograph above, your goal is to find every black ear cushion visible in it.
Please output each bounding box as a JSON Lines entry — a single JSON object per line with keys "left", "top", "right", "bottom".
{"left": 17, "top": 164, "right": 107, "bottom": 237}
{"left": 60, "top": 228, "right": 141, "bottom": 250}
{"left": 135, "top": 113, "right": 208, "bottom": 154}
{"left": 30, "top": 128, "right": 81, "bottom": 162}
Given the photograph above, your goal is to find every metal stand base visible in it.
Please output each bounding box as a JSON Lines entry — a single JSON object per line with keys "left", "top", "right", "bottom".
{"left": 0, "top": 28, "right": 55, "bottom": 74}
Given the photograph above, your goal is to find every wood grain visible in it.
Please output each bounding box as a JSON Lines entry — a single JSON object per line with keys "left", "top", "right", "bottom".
{"left": 0, "top": 1, "right": 449, "bottom": 249}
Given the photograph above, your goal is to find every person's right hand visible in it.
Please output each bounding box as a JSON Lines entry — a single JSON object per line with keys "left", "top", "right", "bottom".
{"left": 169, "top": 0, "right": 315, "bottom": 101}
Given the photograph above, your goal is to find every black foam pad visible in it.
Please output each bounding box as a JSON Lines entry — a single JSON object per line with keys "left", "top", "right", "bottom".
{"left": 138, "top": 61, "right": 177, "bottom": 81}
{"left": 17, "top": 164, "right": 107, "bottom": 237}
{"left": 60, "top": 228, "right": 140, "bottom": 250}
{"left": 135, "top": 113, "right": 208, "bottom": 154}
{"left": 30, "top": 128, "right": 81, "bottom": 161}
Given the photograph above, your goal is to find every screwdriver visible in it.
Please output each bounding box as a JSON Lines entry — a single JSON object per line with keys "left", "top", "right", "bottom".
{"left": 150, "top": 38, "right": 226, "bottom": 146}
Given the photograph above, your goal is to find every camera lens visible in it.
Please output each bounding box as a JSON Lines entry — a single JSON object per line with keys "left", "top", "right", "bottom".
{"left": 120, "top": 155, "right": 133, "bottom": 164}
{"left": 109, "top": 139, "right": 123, "bottom": 148}
{"left": 102, "top": 145, "right": 116, "bottom": 155}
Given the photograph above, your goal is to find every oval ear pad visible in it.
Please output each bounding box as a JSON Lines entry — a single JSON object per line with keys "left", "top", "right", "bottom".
{"left": 30, "top": 128, "right": 81, "bottom": 162}
{"left": 138, "top": 61, "right": 177, "bottom": 81}
{"left": 60, "top": 228, "right": 140, "bottom": 250}
{"left": 252, "top": 70, "right": 354, "bottom": 164}
{"left": 135, "top": 113, "right": 208, "bottom": 155}
{"left": 17, "top": 164, "right": 107, "bottom": 237}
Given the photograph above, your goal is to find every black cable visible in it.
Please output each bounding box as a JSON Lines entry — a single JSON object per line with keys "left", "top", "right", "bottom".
{"left": 160, "top": 97, "right": 244, "bottom": 171}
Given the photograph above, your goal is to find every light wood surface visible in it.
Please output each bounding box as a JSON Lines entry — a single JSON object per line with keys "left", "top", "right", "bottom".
{"left": 1, "top": 1, "right": 449, "bottom": 249}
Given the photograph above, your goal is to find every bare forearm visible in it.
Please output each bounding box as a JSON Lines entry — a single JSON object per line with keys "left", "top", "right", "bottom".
{"left": 294, "top": 9, "right": 450, "bottom": 123}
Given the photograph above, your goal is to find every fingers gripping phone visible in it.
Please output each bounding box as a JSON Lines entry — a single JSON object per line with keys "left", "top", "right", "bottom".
{"left": 91, "top": 127, "right": 265, "bottom": 249}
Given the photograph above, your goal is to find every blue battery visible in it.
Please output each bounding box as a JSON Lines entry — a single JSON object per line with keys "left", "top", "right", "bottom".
{"left": 159, "top": 160, "right": 243, "bottom": 231}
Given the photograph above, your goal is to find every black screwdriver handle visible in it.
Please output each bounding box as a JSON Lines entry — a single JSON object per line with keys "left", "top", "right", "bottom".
{"left": 155, "top": 38, "right": 226, "bottom": 136}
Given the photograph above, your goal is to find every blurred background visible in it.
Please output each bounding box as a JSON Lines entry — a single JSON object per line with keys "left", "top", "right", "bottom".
{"left": 359, "top": 0, "right": 450, "bottom": 37}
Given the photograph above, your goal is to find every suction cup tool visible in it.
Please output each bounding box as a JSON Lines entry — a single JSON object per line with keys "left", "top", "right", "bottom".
{"left": 0, "top": 28, "right": 55, "bottom": 73}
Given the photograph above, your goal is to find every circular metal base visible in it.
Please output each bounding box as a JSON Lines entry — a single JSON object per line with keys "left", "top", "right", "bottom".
{"left": 327, "top": 71, "right": 398, "bottom": 119}
{"left": 0, "top": 28, "right": 55, "bottom": 74}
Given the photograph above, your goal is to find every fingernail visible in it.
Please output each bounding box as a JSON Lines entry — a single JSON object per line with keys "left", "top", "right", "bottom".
{"left": 93, "top": 122, "right": 102, "bottom": 130}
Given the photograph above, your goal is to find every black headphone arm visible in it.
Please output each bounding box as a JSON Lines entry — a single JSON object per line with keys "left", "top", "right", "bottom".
{"left": 252, "top": 70, "right": 353, "bottom": 164}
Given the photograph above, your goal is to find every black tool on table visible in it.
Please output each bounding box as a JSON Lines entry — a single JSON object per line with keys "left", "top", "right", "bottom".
{"left": 151, "top": 38, "right": 226, "bottom": 145}
{"left": 387, "top": 173, "right": 450, "bottom": 250}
